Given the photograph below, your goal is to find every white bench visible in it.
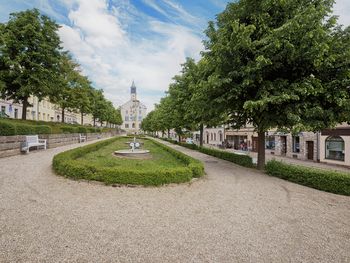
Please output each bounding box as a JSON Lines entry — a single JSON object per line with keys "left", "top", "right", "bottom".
{"left": 79, "top": 134, "right": 87, "bottom": 143}
{"left": 23, "top": 135, "right": 47, "bottom": 153}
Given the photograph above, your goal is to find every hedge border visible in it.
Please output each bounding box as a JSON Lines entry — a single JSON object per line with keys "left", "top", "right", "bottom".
{"left": 266, "top": 160, "right": 350, "bottom": 196}
{"left": 160, "top": 137, "right": 254, "bottom": 168}
{"left": 53, "top": 137, "right": 204, "bottom": 186}
{"left": 0, "top": 119, "right": 107, "bottom": 136}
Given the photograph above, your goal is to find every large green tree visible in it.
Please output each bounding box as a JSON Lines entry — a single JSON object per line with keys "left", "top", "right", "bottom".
{"left": 204, "top": 0, "right": 350, "bottom": 169}
{"left": 0, "top": 9, "right": 62, "bottom": 119}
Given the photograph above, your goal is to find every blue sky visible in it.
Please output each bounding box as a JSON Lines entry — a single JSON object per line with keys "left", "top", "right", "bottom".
{"left": 0, "top": 0, "right": 349, "bottom": 111}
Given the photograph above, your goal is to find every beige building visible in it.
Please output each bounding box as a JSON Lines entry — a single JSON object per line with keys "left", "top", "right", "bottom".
{"left": 119, "top": 82, "right": 147, "bottom": 134}
{"left": 0, "top": 97, "right": 94, "bottom": 125}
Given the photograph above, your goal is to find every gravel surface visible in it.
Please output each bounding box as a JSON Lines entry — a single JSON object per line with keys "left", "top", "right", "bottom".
{"left": 0, "top": 138, "right": 349, "bottom": 262}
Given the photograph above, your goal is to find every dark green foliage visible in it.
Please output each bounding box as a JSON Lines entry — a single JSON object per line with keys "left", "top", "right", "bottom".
{"left": 77, "top": 127, "right": 87, "bottom": 134}
{"left": 60, "top": 126, "right": 78, "bottom": 133}
{"left": 53, "top": 137, "right": 204, "bottom": 186}
{"left": 198, "top": 147, "right": 253, "bottom": 168}
{"left": 0, "top": 121, "right": 16, "bottom": 136}
{"left": 266, "top": 160, "right": 350, "bottom": 196}
{"left": 14, "top": 123, "right": 35, "bottom": 135}
{"left": 34, "top": 125, "right": 52, "bottom": 134}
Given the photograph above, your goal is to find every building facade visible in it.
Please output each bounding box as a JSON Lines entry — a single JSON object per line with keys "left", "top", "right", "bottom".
{"left": 0, "top": 97, "right": 94, "bottom": 125}
{"left": 119, "top": 82, "right": 147, "bottom": 134}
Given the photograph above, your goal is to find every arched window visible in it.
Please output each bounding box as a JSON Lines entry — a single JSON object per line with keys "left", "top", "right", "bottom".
{"left": 214, "top": 133, "right": 216, "bottom": 141}
{"left": 219, "top": 131, "right": 223, "bottom": 142}
{"left": 132, "top": 123, "right": 135, "bottom": 128}
{"left": 325, "top": 136, "right": 345, "bottom": 161}
{"left": 210, "top": 133, "right": 213, "bottom": 141}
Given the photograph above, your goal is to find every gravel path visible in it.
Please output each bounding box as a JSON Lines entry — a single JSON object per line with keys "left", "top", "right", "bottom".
{"left": 0, "top": 138, "right": 349, "bottom": 262}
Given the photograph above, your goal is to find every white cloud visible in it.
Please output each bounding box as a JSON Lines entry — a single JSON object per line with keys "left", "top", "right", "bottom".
{"left": 58, "top": 0, "right": 203, "bottom": 111}
{"left": 333, "top": 0, "right": 350, "bottom": 27}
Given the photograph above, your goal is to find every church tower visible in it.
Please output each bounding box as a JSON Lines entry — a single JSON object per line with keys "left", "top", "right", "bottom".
{"left": 131, "top": 81, "right": 137, "bottom": 101}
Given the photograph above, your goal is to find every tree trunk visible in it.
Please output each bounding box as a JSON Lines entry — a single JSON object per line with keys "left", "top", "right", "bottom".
{"left": 93, "top": 117, "right": 96, "bottom": 127}
{"left": 167, "top": 129, "right": 170, "bottom": 138}
{"left": 199, "top": 123, "right": 204, "bottom": 147}
{"left": 178, "top": 134, "right": 181, "bottom": 143}
{"left": 257, "top": 130, "right": 266, "bottom": 170}
{"left": 61, "top": 108, "right": 65, "bottom": 123}
{"left": 22, "top": 97, "right": 29, "bottom": 120}
{"left": 81, "top": 112, "right": 84, "bottom": 125}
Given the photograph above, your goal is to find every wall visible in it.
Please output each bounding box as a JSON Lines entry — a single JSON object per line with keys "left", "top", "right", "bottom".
{"left": 0, "top": 132, "right": 118, "bottom": 158}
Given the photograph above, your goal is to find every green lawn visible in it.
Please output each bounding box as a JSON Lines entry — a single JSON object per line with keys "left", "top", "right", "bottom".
{"left": 53, "top": 136, "right": 204, "bottom": 186}
{"left": 77, "top": 137, "right": 185, "bottom": 169}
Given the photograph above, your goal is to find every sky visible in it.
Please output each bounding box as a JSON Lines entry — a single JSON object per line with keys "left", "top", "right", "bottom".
{"left": 0, "top": 0, "right": 349, "bottom": 112}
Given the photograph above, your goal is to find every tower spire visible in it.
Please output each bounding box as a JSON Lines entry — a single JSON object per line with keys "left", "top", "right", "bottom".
{"left": 130, "top": 81, "right": 137, "bottom": 100}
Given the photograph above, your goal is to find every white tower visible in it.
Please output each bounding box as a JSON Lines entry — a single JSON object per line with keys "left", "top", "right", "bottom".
{"left": 131, "top": 81, "right": 137, "bottom": 101}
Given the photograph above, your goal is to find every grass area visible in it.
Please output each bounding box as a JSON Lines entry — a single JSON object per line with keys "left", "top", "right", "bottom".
{"left": 53, "top": 136, "right": 204, "bottom": 186}
{"left": 77, "top": 138, "right": 185, "bottom": 170}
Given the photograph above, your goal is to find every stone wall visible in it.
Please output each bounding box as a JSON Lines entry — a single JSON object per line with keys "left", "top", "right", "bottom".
{"left": 0, "top": 132, "right": 119, "bottom": 158}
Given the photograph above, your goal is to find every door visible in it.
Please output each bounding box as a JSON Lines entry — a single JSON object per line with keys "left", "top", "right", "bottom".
{"left": 252, "top": 136, "right": 258, "bottom": 152}
{"left": 281, "top": 136, "right": 287, "bottom": 155}
{"left": 307, "top": 141, "right": 314, "bottom": 160}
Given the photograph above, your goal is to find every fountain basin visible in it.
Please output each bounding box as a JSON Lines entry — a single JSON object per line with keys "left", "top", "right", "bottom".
{"left": 114, "top": 149, "right": 150, "bottom": 159}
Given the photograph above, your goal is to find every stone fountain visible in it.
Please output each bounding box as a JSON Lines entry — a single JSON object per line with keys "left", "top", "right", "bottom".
{"left": 114, "top": 137, "right": 150, "bottom": 157}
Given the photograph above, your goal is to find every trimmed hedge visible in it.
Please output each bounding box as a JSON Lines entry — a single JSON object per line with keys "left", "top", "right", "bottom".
{"left": 0, "top": 120, "right": 52, "bottom": 136}
{"left": 0, "top": 122, "right": 16, "bottom": 136}
{"left": 77, "top": 127, "right": 87, "bottom": 133}
{"left": 0, "top": 119, "right": 112, "bottom": 136}
{"left": 266, "top": 160, "right": 350, "bottom": 196}
{"left": 60, "top": 126, "right": 78, "bottom": 133}
{"left": 35, "top": 125, "right": 52, "bottom": 134}
{"left": 160, "top": 137, "right": 254, "bottom": 168}
{"left": 15, "top": 123, "right": 35, "bottom": 135}
{"left": 53, "top": 137, "right": 204, "bottom": 186}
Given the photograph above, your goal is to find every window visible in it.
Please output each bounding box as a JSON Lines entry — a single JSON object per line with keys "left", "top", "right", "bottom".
{"left": 132, "top": 123, "right": 135, "bottom": 128}
{"left": 265, "top": 136, "right": 275, "bottom": 149}
{"left": 292, "top": 136, "right": 300, "bottom": 153}
{"left": 14, "top": 109, "right": 18, "bottom": 119}
{"left": 214, "top": 133, "right": 216, "bottom": 141}
{"left": 125, "top": 124, "right": 129, "bottom": 128}
{"left": 219, "top": 132, "right": 223, "bottom": 142}
{"left": 326, "top": 136, "right": 344, "bottom": 161}
{"left": 125, "top": 115, "right": 129, "bottom": 121}
{"left": 1, "top": 106, "right": 5, "bottom": 113}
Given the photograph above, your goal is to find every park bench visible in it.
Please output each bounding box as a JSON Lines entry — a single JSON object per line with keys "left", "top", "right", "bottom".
{"left": 79, "top": 134, "right": 87, "bottom": 143}
{"left": 21, "top": 135, "right": 47, "bottom": 153}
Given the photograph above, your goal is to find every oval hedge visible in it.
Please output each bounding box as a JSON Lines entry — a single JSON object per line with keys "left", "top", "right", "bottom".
{"left": 53, "top": 137, "right": 204, "bottom": 186}
{"left": 266, "top": 160, "right": 350, "bottom": 196}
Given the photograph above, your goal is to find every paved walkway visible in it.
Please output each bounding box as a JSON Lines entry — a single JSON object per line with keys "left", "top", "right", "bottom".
{"left": 0, "top": 138, "right": 349, "bottom": 262}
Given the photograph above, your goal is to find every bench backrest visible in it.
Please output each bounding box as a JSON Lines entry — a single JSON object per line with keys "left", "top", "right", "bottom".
{"left": 26, "top": 135, "right": 39, "bottom": 143}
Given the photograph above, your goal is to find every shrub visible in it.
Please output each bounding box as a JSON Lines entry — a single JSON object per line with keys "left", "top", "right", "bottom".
{"left": 0, "top": 121, "right": 16, "bottom": 136}
{"left": 199, "top": 147, "right": 254, "bottom": 168}
{"left": 15, "top": 123, "right": 35, "bottom": 135}
{"left": 60, "top": 126, "right": 78, "bottom": 133}
{"left": 266, "top": 160, "right": 350, "bottom": 196}
{"left": 35, "top": 125, "right": 52, "bottom": 134}
{"left": 53, "top": 137, "right": 204, "bottom": 186}
{"left": 77, "top": 127, "right": 87, "bottom": 133}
